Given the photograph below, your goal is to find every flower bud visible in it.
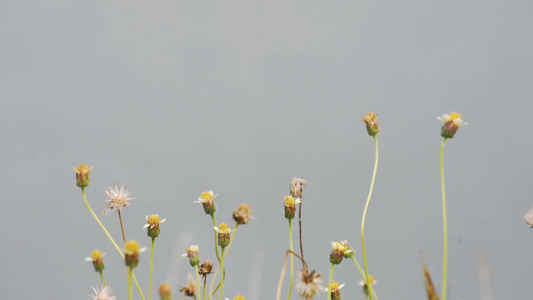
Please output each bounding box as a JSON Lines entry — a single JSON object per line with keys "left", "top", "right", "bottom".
{"left": 214, "top": 223, "right": 232, "bottom": 248}
{"left": 437, "top": 112, "right": 467, "bottom": 139}
{"left": 158, "top": 283, "right": 172, "bottom": 300}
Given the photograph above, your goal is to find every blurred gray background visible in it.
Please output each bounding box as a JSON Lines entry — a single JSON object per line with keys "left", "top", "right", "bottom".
{"left": 1, "top": 0, "right": 532, "bottom": 299}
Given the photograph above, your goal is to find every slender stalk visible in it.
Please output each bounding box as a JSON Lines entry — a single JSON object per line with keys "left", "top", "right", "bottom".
{"left": 327, "top": 263, "right": 334, "bottom": 300}
{"left": 195, "top": 264, "right": 202, "bottom": 300}
{"left": 209, "top": 225, "right": 239, "bottom": 299}
{"left": 211, "top": 214, "right": 221, "bottom": 263}
{"left": 118, "top": 210, "right": 126, "bottom": 244}
{"left": 99, "top": 270, "right": 107, "bottom": 287}
{"left": 203, "top": 276, "right": 207, "bottom": 300}
{"left": 360, "top": 135, "right": 379, "bottom": 300}
{"left": 288, "top": 220, "right": 294, "bottom": 300}
{"left": 440, "top": 138, "right": 448, "bottom": 300}
{"left": 298, "top": 200, "right": 304, "bottom": 267}
{"left": 128, "top": 267, "right": 133, "bottom": 300}
{"left": 350, "top": 256, "right": 365, "bottom": 282}
{"left": 276, "top": 250, "right": 306, "bottom": 300}
{"left": 219, "top": 248, "right": 226, "bottom": 300}
{"left": 81, "top": 188, "right": 146, "bottom": 300}
{"left": 149, "top": 237, "right": 155, "bottom": 300}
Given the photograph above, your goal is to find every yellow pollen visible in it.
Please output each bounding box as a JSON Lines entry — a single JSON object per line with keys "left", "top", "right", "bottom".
{"left": 234, "top": 296, "right": 246, "bottom": 300}
{"left": 201, "top": 191, "right": 213, "bottom": 201}
{"left": 219, "top": 222, "right": 229, "bottom": 231}
{"left": 147, "top": 214, "right": 160, "bottom": 225}
{"left": 284, "top": 196, "right": 295, "bottom": 205}
{"left": 449, "top": 112, "right": 462, "bottom": 120}
{"left": 331, "top": 282, "right": 339, "bottom": 290}
{"left": 368, "top": 275, "right": 375, "bottom": 284}
{"left": 91, "top": 249, "right": 102, "bottom": 260}
{"left": 125, "top": 240, "right": 140, "bottom": 253}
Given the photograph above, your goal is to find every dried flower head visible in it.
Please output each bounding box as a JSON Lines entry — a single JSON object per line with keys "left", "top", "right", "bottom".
{"left": 89, "top": 285, "right": 116, "bottom": 300}
{"left": 85, "top": 249, "right": 106, "bottom": 272}
{"left": 158, "top": 283, "right": 172, "bottom": 300}
{"left": 179, "top": 273, "right": 197, "bottom": 297}
{"left": 361, "top": 112, "right": 380, "bottom": 136}
{"left": 233, "top": 203, "right": 253, "bottom": 225}
{"left": 437, "top": 112, "right": 467, "bottom": 139}
{"left": 74, "top": 163, "right": 93, "bottom": 188}
{"left": 524, "top": 207, "right": 533, "bottom": 228}
{"left": 295, "top": 269, "right": 324, "bottom": 299}
{"left": 195, "top": 190, "right": 217, "bottom": 215}
{"left": 144, "top": 214, "right": 166, "bottom": 238}
{"left": 198, "top": 259, "right": 214, "bottom": 278}
{"left": 290, "top": 177, "right": 307, "bottom": 198}
{"left": 104, "top": 184, "right": 134, "bottom": 212}
{"left": 182, "top": 244, "right": 201, "bottom": 267}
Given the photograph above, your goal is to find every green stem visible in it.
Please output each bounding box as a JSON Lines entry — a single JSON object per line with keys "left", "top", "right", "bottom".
{"left": 360, "top": 135, "right": 379, "bottom": 300}
{"left": 219, "top": 248, "right": 226, "bottom": 300}
{"left": 195, "top": 265, "right": 202, "bottom": 300}
{"left": 350, "top": 256, "right": 365, "bottom": 281}
{"left": 99, "top": 270, "right": 106, "bottom": 287}
{"left": 440, "top": 138, "right": 448, "bottom": 300}
{"left": 209, "top": 224, "right": 239, "bottom": 299}
{"left": 128, "top": 267, "right": 133, "bottom": 300}
{"left": 211, "top": 214, "right": 221, "bottom": 263}
{"left": 81, "top": 188, "right": 146, "bottom": 300}
{"left": 288, "top": 220, "right": 294, "bottom": 300}
{"left": 149, "top": 237, "right": 155, "bottom": 300}
{"left": 327, "top": 263, "right": 335, "bottom": 300}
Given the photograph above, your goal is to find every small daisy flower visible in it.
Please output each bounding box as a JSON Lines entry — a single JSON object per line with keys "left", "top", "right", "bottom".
{"left": 437, "top": 112, "right": 467, "bottom": 139}
{"left": 284, "top": 196, "right": 301, "bottom": 220}
{"left": 124, "top": 240, "right": 146, "bottom": 269}
{"left": 195, "top": 190, "right": 217, "bottom": 215}
{"left": 325, "top": 281, "right": 345, "bottom": 300}
{"left": 359, "top": 275, "right": 377, "bottom": 296}
{"left": 329, "top": 241, "right": 351, "bottom": 265}
{"left": 233, "top": 203, "right": 253, "bottom": 225}
{"left": 89, "top": 285, "right": 116, "bottom": 300}
{"left": 144, "top": 214, "right": 166, "bottom": 238}
{"left": 361, "top": 112, "right": 380, "bottom": 136}
{"left": 179, "top": 273, "right": 197, "bottom": 297}
{"left": 524, "top": 207, "right": 533, "bottom": 228}
{"left": 158, "top": 283, "right": 172, "bottom": 300}
{"left": 290, "top": 177, "right": 307, "bottom": 198}
{"left": 85, "top": 249, "right": 106, "bottom": 272}
{"left": 295, "top": 269, "right": 324, "bottom": 300}
{"left": 104, "top": 184, "right": 134, "bottom": 212}
{"left": 339, "top": 240, "right": 355, "bottom": 258}
{"left": 74, "top": 163, "right": 93, "bottom": 188}
{"left": 214, "top": 222, "right": 234, "bottom": 248}
{"left": 182, "top": 244, "right": 201, "bottom": 266}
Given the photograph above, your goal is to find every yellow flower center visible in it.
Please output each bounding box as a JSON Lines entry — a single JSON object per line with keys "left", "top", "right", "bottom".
{"left": 284, "top": 196, "right": 295, "bottom": 205}
{"left": 125, "top": 240, "right": 140, "bottom": 254}
{"left": 331, "top": 282, "right": 339, "bottom": 290}
{"left": 91, "top": 249, "right": 102, "bottom": 260}
{"left": 147, "top": 214, "right": 160, "bottom": 225}
{"left": 449, "top": 112, "right": 462, "bottom": 121}
{"left": 219, "top": 222, "right": 229, "bottom": 231}
{"left": 201, "top": 191, "right": 214, "bottom": 201}
{"left": 234, "top": 296, "right": 246, "bottom": 300}
{"left": 368, "top": 275, "right": 375, "bottom": 284}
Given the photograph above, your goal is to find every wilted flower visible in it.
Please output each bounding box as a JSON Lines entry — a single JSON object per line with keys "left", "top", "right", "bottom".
{"left": 524, "top": 207, "right": 533, "bottom": 228}
{"left": 361, "top": 112, "right": 380, "bottom": 136}
{"left": 104, "top": 184, "right": 134, "bottom": 212}
{"left": 198, "top": 259, "right": 213, "bottom": 278}
{"left": 85, "top": 249, "right": 106, "bottom": 272}
{"left": 89, "top": 285, "right": 116, "bottom": 300}
{"left": 195, "top": 190, "right": 217, "bottom": 215}
{"left": 295, "top": 269, "right": 324, "bottom": 299}
{"left": 144, "top": 214, "right": 166, "bottom": 238}
{"left": 158, "top": 283, "right": 172, "bottom": 300}
{"left": 233, "top": 203, "right": 253, "bottom": 225}
{"left": 214, "top": 222, "right": 234, "bottom": 248}
{"left": 182, "top": 244, "right": 200, "bottom": 267}
{"left": 179, "top": 273, "right": 196, "bottom": 298}
{"left": 284, "top": 196, "right": 301, "bottom": 220}
{"left": 437, "top": 112, "right": 467, "bottom": 139}
{"left": 290, "top": 177, "right": 307, "bottom": 198}
{"left": 74, "top": 163, "right": 93, "bottom": 188}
